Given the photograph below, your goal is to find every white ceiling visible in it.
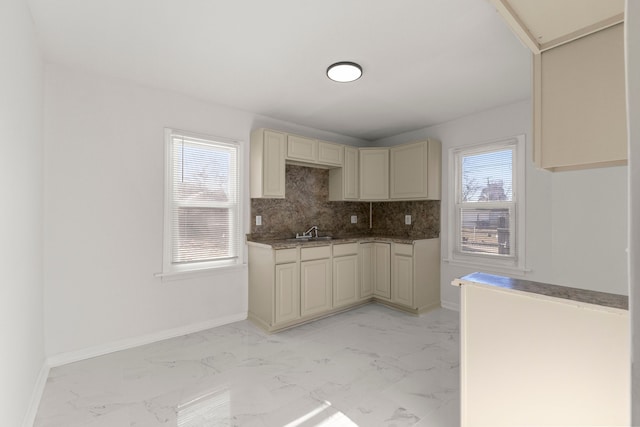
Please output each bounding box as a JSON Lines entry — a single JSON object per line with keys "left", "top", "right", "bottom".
{"left": 26, "top": 0, "right": 531, "bottom": 141}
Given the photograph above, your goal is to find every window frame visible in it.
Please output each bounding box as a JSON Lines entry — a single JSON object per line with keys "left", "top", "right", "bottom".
{"left": 162, "top": 128, "right": 244, "bottom": 277}
{"left": 449, "top": 135, "right": 526, "bottom": 273}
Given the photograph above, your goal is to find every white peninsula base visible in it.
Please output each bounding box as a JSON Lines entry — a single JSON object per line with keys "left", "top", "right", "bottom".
{"left": 453, "top": 272, "right": 629, "bottom": 426}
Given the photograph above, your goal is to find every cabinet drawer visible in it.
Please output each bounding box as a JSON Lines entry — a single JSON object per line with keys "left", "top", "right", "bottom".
{"left": 275, "top": 248, "right": 297, "bottom": 264}
{"left": 394, "top": 243, "right": 413, "bottom": 256}
{"left": 333, "top": 243, "right": 358, "bottom": 257}
{"left": 301, "top": 245, "right": 331, "bottom": 261}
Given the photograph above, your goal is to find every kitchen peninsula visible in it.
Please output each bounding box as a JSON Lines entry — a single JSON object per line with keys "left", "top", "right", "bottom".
{"left": 453, "top": 272, "right": 629, "bottom": 426}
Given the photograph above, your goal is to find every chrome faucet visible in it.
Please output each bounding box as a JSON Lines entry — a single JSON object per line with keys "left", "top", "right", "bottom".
{"left": 297, "top": 225, "right": 319, "bottom": 239}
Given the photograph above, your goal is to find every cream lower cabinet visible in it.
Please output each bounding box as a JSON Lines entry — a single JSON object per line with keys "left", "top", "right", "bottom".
{"left": 300, "top": 259, "right": 332, "bottom": 317}
{"left": 274, "top": 262, "right": 300, "bottom": 324}
{"left": 249, "top": 239, "right": 440, "bottom": 332}
{"left": 248, "top": 246, "right": 300, "bottom": 330}
{"left": 359, "top": 243, "right": 374, "bottom": 299}
{"left": 332, "top": 243, "right": 359, "bottom": 308}
{"left": 392, "top": 245, "right": 413, "bottom": 307}
{"left": 360, "top": 242, "right": 391, "bottom": 300}
{"left": 389, "top": 240, "right": 440, "bottom": 312}
{"left": 300, "top": 246, "right": 332, "bottom": 317}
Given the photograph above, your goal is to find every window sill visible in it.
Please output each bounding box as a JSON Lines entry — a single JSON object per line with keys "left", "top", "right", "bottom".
{"left": 442, "top": 257, "right": 531, "bottom": 277}
{"left": 155, "top": 262, "right": 247, "bottom": 282}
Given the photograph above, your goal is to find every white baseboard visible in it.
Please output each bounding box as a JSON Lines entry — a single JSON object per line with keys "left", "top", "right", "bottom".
{"left": 46, "top": 312, "right": 247, "bottom": 367}
{"left": 22, "top": 362, "right": 50, "bottom": 427}
{"left": 441, "top": 300, "right": 460, "bottom": 312}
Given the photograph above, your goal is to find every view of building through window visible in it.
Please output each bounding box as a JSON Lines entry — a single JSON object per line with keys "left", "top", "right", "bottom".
{"left": 458, "top": 148, "right": 514, "bottom": 256}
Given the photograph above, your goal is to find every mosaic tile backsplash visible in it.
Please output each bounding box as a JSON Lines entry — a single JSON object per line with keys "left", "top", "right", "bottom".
{"left": 250, "top": 165, "right": 440, "bottom": 239}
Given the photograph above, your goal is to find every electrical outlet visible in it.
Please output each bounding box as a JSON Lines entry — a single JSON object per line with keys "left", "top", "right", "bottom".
{"left": 405, "top": 215, "right": 412, "bottom": 225}
{"left": 351, "top": 215, "right": 357, "bottom": 224}
{"left": 256, "top": 215, "right": 262, "bottom": 226}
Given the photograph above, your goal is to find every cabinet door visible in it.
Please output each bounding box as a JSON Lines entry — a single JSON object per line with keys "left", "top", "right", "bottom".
{"left": 328, "top": 146, "right": 359, "bottom": 201}
{"left": 373, "top": 243, "right": 391, "bottom": 299}
{"left": 343, "top": 146, "right": 359, "bottom": 200}
{"left": 274, "top": 263, "right": 300, "bottom": 325}
{"left": 262, "top": 130, "right": 286, "bottom": 198}
{"left": 390, "top": 141, "right": 428, "bottom": 199}
{"left": 301, "top": 259, "right": 332, "bottom": 317}
{"left": 333, "top": 255, "right": 358, "bottom": 308}
{"left": 250, "top": 129, "right": 285, "bottom": 198}
{"left": 360, "top": 243, "right": 374, "bottom": 299}
{"left": 287, "top": 134, "right": 317, "bottom": 162}
{"left": 537, "top": 24, "right": 627, "bottom": 170}
{"left": 318, "top": 141, "right": 344, "bottom": 166}
{"left": 359, "top": 148, "right": 389, "bottom": 200}
{"left": 392, "top": 254, "right": 413, "bottom": 307}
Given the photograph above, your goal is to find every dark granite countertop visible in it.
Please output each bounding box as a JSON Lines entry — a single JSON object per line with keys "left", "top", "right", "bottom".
{"left": 453, "top": 272, "right": 628, "bottom": 311}
{"left": 246, "top": 234, "right": 435, "bottom": 249}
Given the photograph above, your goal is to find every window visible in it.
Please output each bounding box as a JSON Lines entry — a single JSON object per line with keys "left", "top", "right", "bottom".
{"left": 451, "top": 135, "right": 525, "bottom": 270}
{"left": 163, "top": 129, "right": 242, "bottom": 275}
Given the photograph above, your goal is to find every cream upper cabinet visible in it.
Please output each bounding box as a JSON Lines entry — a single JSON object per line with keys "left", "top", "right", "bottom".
{"left": 359, "top": 148, "right": 389, "bottom": 200}
{"left": 287, "top": 134, "right": 317, "bottom": 162}
{"left": 490, "top": 1, "right": 627, "bottom": 171}
{"left": 329, "top": 146, "right": 359, "bottom": 201}
{"left": 318, "top": 141, "right": 344, "bottom": 166}
{"left": 343, "top": 147, "right": 359, "bottom": 199}
{"left": 253, "top": 127, "right": 441, "bottom": 199}
{"left": 250, "top": 129, "right": 286, "bottom": 198}
{"left": 390, "top": 139, "right": 441, "bottom": 200}
{"left": 536, "top": 23, "right": 627, "bottom": 170}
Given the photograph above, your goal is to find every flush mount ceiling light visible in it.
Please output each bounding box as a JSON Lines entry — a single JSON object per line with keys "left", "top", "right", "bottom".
{"left": 326, "top": 61, "right": 362, "bottom": 83}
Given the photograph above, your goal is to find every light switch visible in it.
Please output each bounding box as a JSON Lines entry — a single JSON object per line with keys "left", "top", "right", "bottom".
{"left": 256, "top": 215, "right": 262, "bottom": 226}
{"left": 405, "top": 215, "right": 411, "bottom": 225}
{"left": 351, "top": 215, "right": 357, "bottom": 224}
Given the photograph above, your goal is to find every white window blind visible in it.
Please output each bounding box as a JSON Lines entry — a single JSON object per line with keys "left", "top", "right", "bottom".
{"left": 454, "top": 141, "right": 518, "bottom": 260}
{"left": 164, "top": 129, "right": 241, "bottom": 273}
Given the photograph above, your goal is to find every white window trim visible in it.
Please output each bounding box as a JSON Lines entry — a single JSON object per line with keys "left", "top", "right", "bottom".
{"left": 159, "top": 128, "right": 244, "bottom": 278}
{"left": 447, "top": 134, "right": 526, "bottom": 274}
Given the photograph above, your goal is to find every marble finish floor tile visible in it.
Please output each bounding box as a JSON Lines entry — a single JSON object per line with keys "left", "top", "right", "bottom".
{"left": 34, "top": 304, "right": 460, "bottom": 427}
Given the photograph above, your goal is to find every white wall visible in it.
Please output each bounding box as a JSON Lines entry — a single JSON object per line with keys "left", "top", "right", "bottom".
{"left": 0, "top": 0, "right": 45, "bottom": 425}
{"left": 551, "top": 165, "right": 627, "bottom": 292}
{"left": 43, "top": 65, "right": 367, "bottom": 361}
{"left": 626, "top": 0, "right": 640, "bottom": 421}
{"left": 376, "top": 99, "right": 629, "bottom": 308}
